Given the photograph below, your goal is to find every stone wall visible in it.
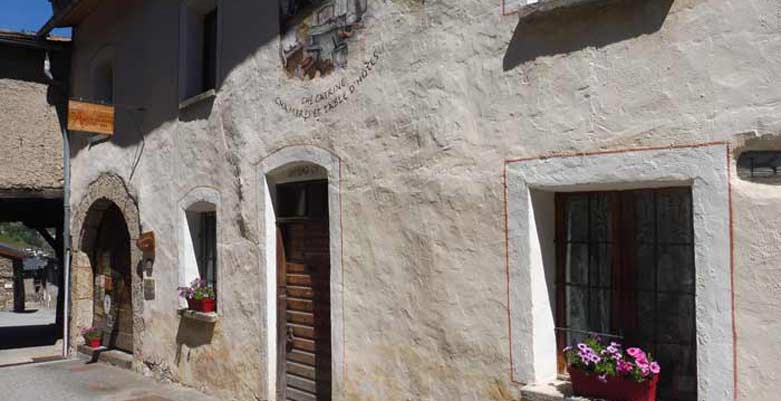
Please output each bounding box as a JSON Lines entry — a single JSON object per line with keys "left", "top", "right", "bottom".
{"left": 65, "top": 0, "right": 781, "bottom": 400}
{"left": 0, "top": 257, "right": 14, "bottom": 311}
{"left": 0, "top": 43, "right": 64, "bottom": 194}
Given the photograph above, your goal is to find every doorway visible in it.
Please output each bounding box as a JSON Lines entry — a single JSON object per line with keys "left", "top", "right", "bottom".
{"left": 275, "top": 179, "right": 331, "bottom": 401}
{"left": 91, "top": 204, "right": 133, "bottom": 353}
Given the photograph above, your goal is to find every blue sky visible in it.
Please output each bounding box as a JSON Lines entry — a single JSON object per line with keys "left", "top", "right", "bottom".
{"left": 0, "top": 0, "right": 71, "bottom": 36}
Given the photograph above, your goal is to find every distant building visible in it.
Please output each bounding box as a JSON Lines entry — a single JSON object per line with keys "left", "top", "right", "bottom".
{"left": 0, "top": 243, "right": 25, "bottom": 312}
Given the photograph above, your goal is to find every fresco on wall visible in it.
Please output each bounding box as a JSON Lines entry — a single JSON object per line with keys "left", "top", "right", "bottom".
{"left": 280, "top": 0, "right": 368, "bottom": 80}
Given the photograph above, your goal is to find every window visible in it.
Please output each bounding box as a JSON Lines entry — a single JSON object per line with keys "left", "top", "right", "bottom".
{"left": 737, "top": 151, "right": 781, "bottom": 183}
{"left": 275, "top": 180, "right": 328, "bottom": 220}
{"left": 91, "top": 47, "right": 114, "bottom": 104}
{"left": 184, "top": 201, "right": 218, "bottom": 305}
{"left": 180, "top": 0, "right": 218, "bottom": 101}
{"left": 556, "top": 188, "right": 696, "bottom": 401}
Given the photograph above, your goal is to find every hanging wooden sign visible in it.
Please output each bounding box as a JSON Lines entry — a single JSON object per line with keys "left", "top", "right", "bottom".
{"left": 67, "top": 99, "right": 114, "bottom": 135}
{"left": 136, "top": 232, "right": 155, "bottom": 254}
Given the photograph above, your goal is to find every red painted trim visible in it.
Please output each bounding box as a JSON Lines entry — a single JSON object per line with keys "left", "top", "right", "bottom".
{"left": 503, "top": 163, "right": 524, "bottom": 385}
{"left": 727, "top": 144, "right": 738, "bottom": 400}
{"left": 505, "top": 142, "right": 729, "bottom": 165}
{"left": 503, "top": 142, "right": 738, "bottom": 396}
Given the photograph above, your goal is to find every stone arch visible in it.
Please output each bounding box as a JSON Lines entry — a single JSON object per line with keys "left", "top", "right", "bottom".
{"left": 70, "top": 173, "right": 143, "bottom": 364}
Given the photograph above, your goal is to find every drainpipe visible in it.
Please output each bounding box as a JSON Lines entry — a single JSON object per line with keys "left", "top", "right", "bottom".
{"left": 45, "top": 51, "right": 71, "bottom": 359}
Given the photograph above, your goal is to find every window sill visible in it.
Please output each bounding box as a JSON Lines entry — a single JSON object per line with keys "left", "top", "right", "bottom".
{"left": 513, "top": 0, "right": 615, "bottom": 19}
{"left": 178, "top": 89, "right": 216, "bottom": 110}
{"left": 179, "top": 309, "right": 219, "bottom": 323}
{"left": 521, "top": 380, "right": 593, "bottom": 401}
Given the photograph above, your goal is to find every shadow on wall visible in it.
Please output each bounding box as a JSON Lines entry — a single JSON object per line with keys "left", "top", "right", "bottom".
{"left": 174, "top": 317, "right": 215, "bottom": 365}
{"left": 68, "top": 0, "right": 280, "bottom": 156}
{"left": 503, "top": 0, "right": 675, "bottom": 71}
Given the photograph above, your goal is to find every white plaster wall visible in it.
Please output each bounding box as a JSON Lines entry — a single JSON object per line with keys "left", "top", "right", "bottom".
{"left": 65, "top": 0, "right": 781, "bottom": 400}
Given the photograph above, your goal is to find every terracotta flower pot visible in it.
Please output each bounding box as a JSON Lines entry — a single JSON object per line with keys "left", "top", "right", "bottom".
{"left": 85, "top": 337, "right": 101, "bottom": 348}
{"left": 187, "top": 298, "right": 215, "bottom": 313}
{"left": 568, "top": 367, "right": 658, "bottom": 401}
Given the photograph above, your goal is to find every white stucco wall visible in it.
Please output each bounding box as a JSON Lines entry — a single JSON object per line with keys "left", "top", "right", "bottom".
{"left": 64, "top": 0, "right": 781, "bottom": 400}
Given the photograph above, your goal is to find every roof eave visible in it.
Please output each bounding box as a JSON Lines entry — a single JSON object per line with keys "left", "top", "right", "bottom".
{"left": 37, "top": 0, "right": 101, "bottom": 37}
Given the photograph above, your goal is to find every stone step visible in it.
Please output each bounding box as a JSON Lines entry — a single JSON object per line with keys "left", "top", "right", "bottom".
{"left": 76, "top": 344, "right": 133, "bottom": 370}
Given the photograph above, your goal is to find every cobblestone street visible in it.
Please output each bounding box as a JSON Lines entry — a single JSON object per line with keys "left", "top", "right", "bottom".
{"left": 0, "top": 360, "right": 220, "bottom": 401}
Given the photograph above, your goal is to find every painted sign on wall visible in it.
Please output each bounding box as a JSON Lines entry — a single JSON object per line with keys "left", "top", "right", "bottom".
{"left": 67, "top": 100, "right": 114, "bottom": 135}
{"left": 280, "top": 0, "right": 369, "bottom": 80}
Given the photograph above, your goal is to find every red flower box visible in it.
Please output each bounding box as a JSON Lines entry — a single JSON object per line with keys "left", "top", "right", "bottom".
{"left": 86, "top": 337, "right": 102, "bottom": 348}
{"left": 187, "top": 298, "right": 215, "bottom": 313}
{"left": 568, "top": 367, "right": 658, "bottom": 401}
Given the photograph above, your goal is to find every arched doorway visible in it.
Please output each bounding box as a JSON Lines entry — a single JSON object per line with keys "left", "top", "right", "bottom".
{"left": 90, "top": 202, "right": 133, "bottom": 352}
{"left": 259, "top": 146, "right": 344, "bottom": 401}
{"left": 70, "top": 174, "right": 142, "bottom": 358}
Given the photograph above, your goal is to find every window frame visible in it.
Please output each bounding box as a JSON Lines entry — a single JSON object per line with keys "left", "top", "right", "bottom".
{"left": 178, "top": 0, "right": 222, "bottom": 105}
{"left": 178, "top": 187, "right": 222, "bottom": 313}
{"left": 505, "top": 144, "right": 733, "bottom": 401}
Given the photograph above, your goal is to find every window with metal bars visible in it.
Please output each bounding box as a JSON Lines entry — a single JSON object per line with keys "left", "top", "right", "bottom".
{"left": 555, "top": 188, "right": 696, "bottom": 401}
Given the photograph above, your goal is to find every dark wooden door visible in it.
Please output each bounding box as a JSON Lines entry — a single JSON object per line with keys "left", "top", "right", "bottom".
{"left": 277, "top": 220, "right": 331, "bottom": 401}
{"left": 93, "top": 205, "right": 133, "bottom": 353}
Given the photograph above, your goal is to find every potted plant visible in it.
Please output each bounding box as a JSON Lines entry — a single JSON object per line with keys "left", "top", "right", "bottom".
{"left": 178, "top": 278, "right": 216, "bottom": 313}
{"left": 81, "top": 327, "right": 102, "bottom": 348}
{"left": 563, "top": 336, "right": 660, "bottom": 401}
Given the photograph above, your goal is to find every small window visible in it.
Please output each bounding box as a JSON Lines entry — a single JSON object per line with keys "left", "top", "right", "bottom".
{"left": 91, "top": 47, "right": 114, "bottom": 104}
{"left": 276, "top": 180, "right": 328, "bottom": 219}
{"left": 737, "top": 151, "right": 781, "bottom": 183}
{"left": 185, "top": 202, "right": 218, "bottom": 304}
{"left": 180, "top": 0, "right": 218, "bottom": 101}
{"left": 556, "top": 188, "right": 696, "bottom": 401}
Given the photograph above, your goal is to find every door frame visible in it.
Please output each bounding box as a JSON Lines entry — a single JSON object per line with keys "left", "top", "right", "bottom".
{"left": 257, "top": 145, "right": 344, "bottom": 401}
{"left": 72, "top": 174, "right": 143, "bottom": 360}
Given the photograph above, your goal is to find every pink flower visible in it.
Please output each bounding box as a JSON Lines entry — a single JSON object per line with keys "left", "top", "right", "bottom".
{"left": 597, "top": 374, "right": 607, "bottom": 383}
{"left": 635, "top": 356, "right": 650, "bottom": 368}
{"left": 617, "top": 360, "right": 634, "bottom": 374}
{"left": 626, "top": 347, "right": 644, "bottom": 358}
{"left": 650, "top": 362, "right": 661, "bottom": 375}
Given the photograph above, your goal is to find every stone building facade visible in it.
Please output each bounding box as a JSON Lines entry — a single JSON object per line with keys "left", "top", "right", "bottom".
{"left": 50, "top": 0, "right": 781, "bottom": 400}
{"left": 0, "top": 30, "right": 66, "bottom": 197}
{"left": 0, "top": 244, "right": 25, "bottom": 312}
{"left": 0, "top": 256, "right": 17, "bottom": 311}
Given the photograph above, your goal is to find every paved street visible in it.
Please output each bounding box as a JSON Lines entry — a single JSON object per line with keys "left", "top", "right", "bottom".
{"left": 0, "top": 307, "right": 56, "bottom": 327}
{"left": 0, "top": 307, "right": 61, "bottom": 366}
{"left": 0, "top": 359, "right": 220, "bottom": 401}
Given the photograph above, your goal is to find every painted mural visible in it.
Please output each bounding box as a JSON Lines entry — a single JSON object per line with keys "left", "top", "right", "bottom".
{"left": 280, "top": 0, "right": 368, "bottom": 80}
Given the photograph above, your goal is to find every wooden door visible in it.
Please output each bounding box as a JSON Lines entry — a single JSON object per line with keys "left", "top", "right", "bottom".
{"left": 277, "top": 220, "right": 331, "bottom": 401}
{"left": 93, "top": 205, "right": 133, "bottom": 353}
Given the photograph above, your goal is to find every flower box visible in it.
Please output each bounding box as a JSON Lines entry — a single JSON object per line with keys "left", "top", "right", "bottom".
{"left": 563, "top": 337, "right": 661, "bottom": 401}
{"left": 179, "top": 278, "right": 216, "bottom": 313}
{"left": 569, "top": 366, "right": 658, "bottom": 401}
{"left": 186, "top": 297, "right": 215, "bottom": 313}
{"left": 86, "top": 337, "right": 102, "bottom": 348}
{"left": 81, "top": 326, "right": 103, "bottom": 349}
